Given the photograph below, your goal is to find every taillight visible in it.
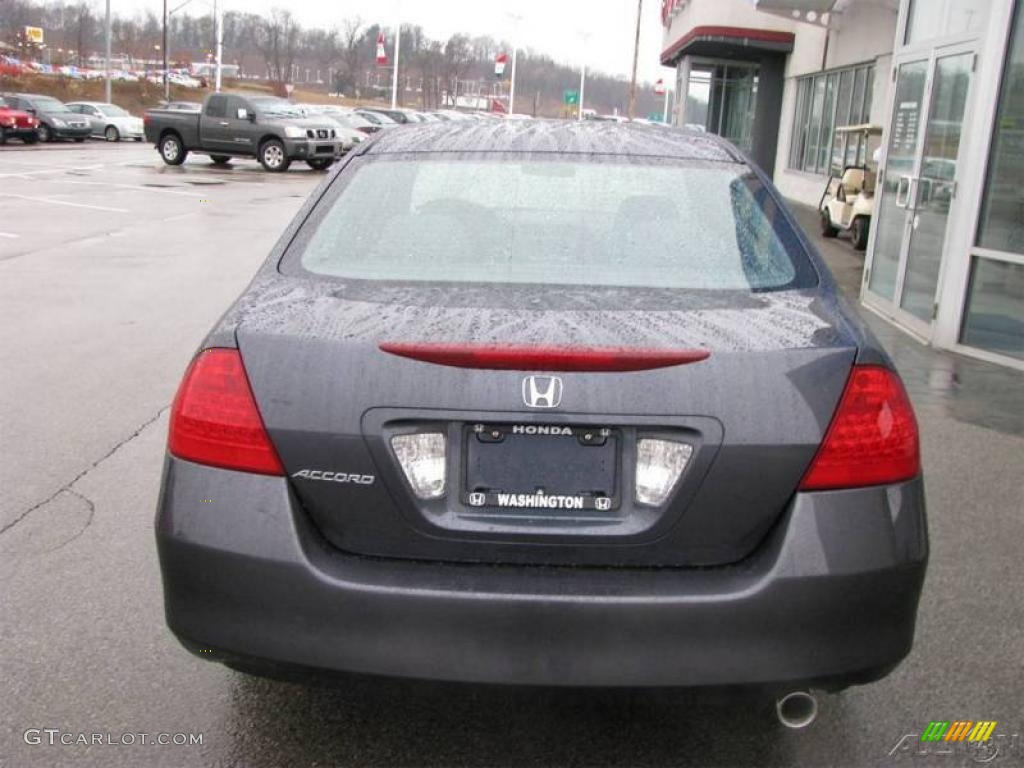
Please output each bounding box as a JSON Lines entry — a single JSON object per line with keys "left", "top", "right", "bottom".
{"left": 799, "top": 365, "right": 919, "bottom": 491}
{"left": 168, "top": 348, "right": 284, "bottom": 475}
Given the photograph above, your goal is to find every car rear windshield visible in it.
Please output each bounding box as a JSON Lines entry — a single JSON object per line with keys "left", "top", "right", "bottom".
{"left": 293, "top": 155, "right": 817, "bottom": 292}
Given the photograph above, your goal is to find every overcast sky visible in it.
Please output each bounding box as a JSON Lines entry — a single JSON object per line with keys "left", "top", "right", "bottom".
{"left": 129, "top": 0, "right": 674, "bottom": 84}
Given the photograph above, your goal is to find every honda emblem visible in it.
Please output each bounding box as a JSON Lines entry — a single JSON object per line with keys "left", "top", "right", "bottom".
{"left": 522, "top": 376, "right": 563, "bottom": 409}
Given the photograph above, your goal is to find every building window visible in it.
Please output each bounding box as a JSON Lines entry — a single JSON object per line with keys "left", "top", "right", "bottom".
{"left": 960, "top": 0, "right": 1024, "bottom": 361}
{"left": 976, "top": 2, "right": 1024, "bottom": 256}
{"left": 904, "top": 0, "right": 987, "bottom": 45}
{"left": 789, "top": 63, "right": 874, "bottom": 175}
{"left": 961, "top": 259, "right": 1024, "bottom": 361}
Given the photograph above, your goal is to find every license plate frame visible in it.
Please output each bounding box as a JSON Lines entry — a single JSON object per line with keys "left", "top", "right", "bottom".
{"left": 461, "top": 423, "right": 620, "bottom": 513}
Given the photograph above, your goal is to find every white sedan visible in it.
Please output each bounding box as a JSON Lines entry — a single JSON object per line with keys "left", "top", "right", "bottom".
{"left": 66, "top": 101, "right": 145, "bottom": 142}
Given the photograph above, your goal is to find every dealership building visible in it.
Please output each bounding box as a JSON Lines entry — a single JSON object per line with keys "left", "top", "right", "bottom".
{"left": 661, "top": 0, "right": 1023, "bottom": 369}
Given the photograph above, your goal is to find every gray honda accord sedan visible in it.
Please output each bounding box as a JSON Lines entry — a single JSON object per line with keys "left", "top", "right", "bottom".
{"left": 156, "top": 121, "right": 926, "bottom": 718}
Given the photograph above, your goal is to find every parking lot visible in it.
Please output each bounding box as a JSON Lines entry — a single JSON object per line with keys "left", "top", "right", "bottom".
{"left": 1, "top": 141, "right": 1023, "bottom": 767}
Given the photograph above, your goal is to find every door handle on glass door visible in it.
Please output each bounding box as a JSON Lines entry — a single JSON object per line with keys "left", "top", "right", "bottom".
{"left": 895, "top": 176, "right": 913, "bottom": 209}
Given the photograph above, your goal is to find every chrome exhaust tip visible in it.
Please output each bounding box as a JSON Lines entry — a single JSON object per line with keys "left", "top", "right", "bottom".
{"left": 775, "top": 691, "right": 819, "bottom": 729}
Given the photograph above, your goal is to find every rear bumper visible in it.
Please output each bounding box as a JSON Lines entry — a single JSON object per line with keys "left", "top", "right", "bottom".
{"left": 156, "top": 458, "right": 927, "bottom": 688}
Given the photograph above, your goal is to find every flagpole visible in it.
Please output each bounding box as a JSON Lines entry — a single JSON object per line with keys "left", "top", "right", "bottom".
{"left": 508, "top": 47, "right": 517, "bottom": 114}
{"left": 391, "top": 23, "right": 401, "bottom": 109}
{"left": 506, "top": 12, "right": 522, "bottom": 115}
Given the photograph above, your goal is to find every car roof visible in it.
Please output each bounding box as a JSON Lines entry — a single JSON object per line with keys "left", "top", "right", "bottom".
{"left": 361, "top": 120, "right": 741, "bottom": 162}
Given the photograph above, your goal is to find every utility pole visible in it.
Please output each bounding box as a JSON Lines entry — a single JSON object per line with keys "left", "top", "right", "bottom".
{"left": 104, "top": 0, "right": 111, "bottom": 103}
{"left": 391, "top": 23, "right": 401, "bottom": 109}
{"left": 162, "top": 0, "right": 169, "bottom": 102}
{"left": 628, "top": 0, "right": 643, "bottom": 120}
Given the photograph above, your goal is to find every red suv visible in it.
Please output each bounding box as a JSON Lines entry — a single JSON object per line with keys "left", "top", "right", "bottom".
{"left": 0, "top": 96, "right": 39, "bottom": 144}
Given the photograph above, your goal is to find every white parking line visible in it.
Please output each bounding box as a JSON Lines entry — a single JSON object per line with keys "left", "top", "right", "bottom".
{"left": 54, "top": 180, "right": 203, "bottom": 198}
{"left": 0, "top": 232, "right": 19, "bottom": 239}
{"left": 0, "top": 164, "right": 105, "bottom": 179}
{"left": 0, "top": 193, "right": 129, "bottom": 213}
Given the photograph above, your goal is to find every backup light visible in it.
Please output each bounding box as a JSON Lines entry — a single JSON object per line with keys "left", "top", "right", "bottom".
{"left": 391, "top": 433, "right": 447, "bottom": 499}
{"left": 635, "top": 439, "right": 693, "bottom": 506}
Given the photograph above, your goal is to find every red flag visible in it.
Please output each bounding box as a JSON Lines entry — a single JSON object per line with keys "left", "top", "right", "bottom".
{"left": 654, "top": 78, "right": 666, "bottom": 96}
{"left": 376, "top": 32, "right": 388, "bottom": 66}
{"left": 494, "top": 53, "right": 508, "bottom": 77}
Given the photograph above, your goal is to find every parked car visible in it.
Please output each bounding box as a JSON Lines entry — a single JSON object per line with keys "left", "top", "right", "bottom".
{"left": 66, "top": 101, "right": 145, "bottom": 142}
{"left": 0, "top": 93, "right": 91, "bottom": 142}
{"left": 0, "top": 95, "right": 39, "bottom": 144}
{"left": 298, "top": 104, "right": 381, "bottom": 135}
{"left": 359, "top": 106, "right": 415, "bottom": 125}
{"left": 355, "top": 109, "right": 398, "bottom": 128}
{"left": 293, "top": 104, "right": 370, "bottom": 151}
{"left": 156, "top": 122, "right": 926, "bottom": 727}
{"left": 144, "top": 92, "right": 343, "bottom": 172}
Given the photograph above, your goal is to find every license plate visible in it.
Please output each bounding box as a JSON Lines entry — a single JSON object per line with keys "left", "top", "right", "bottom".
{"left": 462, "top": 423, "right": 619, "bottom": 512}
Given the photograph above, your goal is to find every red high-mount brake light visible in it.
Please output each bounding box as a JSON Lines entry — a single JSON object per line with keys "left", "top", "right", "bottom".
{"left": 800, "top": 365, "right": 919, "bottom": 491}
{"left": 168, "top": 348, "right": 284, "bottom": 476}
{"left": 378, "top": 342, "right": 710, "bottom": 372}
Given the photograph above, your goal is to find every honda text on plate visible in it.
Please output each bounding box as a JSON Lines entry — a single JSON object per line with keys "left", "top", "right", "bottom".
{"left": 156, "top": 121, "right": 926, "bottom": 726}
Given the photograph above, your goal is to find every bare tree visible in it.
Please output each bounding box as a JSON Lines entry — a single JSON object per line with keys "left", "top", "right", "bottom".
{"left": 336, "top": 16, "right": 363, "bottom": 96}
{"left": 249, "top": 8, "right": 301, "bottom": 83}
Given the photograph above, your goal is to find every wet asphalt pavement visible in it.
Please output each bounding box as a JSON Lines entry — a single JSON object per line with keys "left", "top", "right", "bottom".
{"left": 1, "top": 142, "right": 1022, "bottom": 768}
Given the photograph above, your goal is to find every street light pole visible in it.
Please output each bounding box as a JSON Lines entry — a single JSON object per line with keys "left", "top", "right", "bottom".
{"left": 578, "top": 60, "right": 586, "bottom": 120}
{"left": 627, "top": 0, "right": 643, "bottom": 120}
{"left": 104, "top": 0, "right": 111, "bottom": 103}
{"left": 162, "top": 0, "right": 169, "bottom": 102}
{"left": 577, "top": 30, "right": 591, "bottom": 121}
{"left": 214, "top": 0, "right": 222, "bottom": 92}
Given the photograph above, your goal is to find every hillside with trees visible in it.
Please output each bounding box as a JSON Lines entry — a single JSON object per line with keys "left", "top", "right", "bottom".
{"left": 0, "top": 1, "right": 667, "bottom": 117}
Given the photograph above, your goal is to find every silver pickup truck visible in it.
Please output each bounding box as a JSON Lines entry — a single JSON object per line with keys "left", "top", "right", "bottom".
{"left": 144, "top": 93, "right": 344, "bottom": 172}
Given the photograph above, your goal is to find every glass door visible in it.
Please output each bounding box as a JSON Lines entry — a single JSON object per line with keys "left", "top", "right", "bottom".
{"left": 864, "top": 45, "right": 975, "bottom": 335}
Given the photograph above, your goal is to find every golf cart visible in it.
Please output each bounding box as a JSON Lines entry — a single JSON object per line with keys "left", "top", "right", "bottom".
{"left": 819, "top": 124, "right": 883, "bottom": 251}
